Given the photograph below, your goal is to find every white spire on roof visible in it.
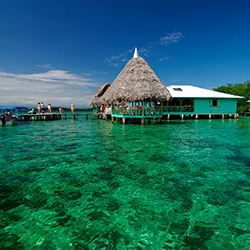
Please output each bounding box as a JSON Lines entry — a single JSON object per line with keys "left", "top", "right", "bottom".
{"left": 133, "top": 47, "right": 139, "bottom": 58}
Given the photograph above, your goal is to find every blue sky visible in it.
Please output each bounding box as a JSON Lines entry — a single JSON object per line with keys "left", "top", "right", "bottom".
{"left": 0, "top": 0, "right": 250, "bottom": 108}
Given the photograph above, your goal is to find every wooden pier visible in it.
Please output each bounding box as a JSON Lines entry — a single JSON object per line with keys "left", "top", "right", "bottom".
{"left": 18, "top": 113, "right": 92, "bottom": 121}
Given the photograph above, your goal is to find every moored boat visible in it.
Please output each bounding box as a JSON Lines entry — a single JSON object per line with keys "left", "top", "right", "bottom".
{"left": 0, "top": 107, "right": 18, "bottom": 126}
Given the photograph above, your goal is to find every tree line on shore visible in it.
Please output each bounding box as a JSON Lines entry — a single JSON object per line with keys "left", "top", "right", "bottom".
{"left": 213, "top": 79, "right": 250, "bottom": 112}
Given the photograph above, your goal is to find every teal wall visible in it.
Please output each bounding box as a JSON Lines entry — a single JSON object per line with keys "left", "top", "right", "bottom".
{"left": 194, "top": 98, "right": 237, "bottom": 114}
{"left": 163, "top": 98, "right": 238, "bottom": 114}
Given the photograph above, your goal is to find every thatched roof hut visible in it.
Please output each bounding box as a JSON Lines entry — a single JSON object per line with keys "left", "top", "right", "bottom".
{"left": 88, "top": 82, "right": 110, "bottom": 106}
{"left": 103, "top": 48, "right": 172, "bottom": 104}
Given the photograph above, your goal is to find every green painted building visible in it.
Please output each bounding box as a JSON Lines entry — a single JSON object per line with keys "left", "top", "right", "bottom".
{"left": 164, "top": 85, "right": 244, "bottom": 118}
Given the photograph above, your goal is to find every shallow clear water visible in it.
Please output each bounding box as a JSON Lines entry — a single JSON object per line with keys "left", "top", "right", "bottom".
{"left": 1, "top": 116, "right": 250, "bottom": 249}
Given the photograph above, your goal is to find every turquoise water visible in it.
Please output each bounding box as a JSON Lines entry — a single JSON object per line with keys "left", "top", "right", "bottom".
{"left": 1, "top": 116, "right": 250, "bottom": 249}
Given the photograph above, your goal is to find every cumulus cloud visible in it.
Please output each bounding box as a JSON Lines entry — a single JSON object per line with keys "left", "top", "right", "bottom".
{"left": 0, "top": 69, "right": 100, "bottom": 108}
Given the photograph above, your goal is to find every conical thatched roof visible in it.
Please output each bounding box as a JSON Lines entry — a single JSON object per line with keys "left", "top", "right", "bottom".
{"left": 88, "top": 82, "right": 110, "bottom": 106}
{"left": 102, "top": 55, "right": 172, "bottom": 103}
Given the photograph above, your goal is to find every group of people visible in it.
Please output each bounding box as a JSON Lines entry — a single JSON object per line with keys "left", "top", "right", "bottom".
{"left": 36, "top": 102, "right": 52, "bottom": 114}
{"left": 100, "top": 104, "right": 111, "bottom": 114}
{"left": 29, "top": 103, "right": 74, "bottom": 114}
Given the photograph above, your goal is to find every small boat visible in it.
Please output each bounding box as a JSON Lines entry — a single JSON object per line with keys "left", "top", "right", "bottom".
{"left": 0, "top": 107, "right": 18, "bottom": 126}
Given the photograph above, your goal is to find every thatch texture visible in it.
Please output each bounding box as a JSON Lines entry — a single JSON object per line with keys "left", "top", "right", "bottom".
{"left": 88, "top": 82, "right": 110, "bottom": 106}
{"left": 102, "top": 57, "right": 172, "bottom": 103}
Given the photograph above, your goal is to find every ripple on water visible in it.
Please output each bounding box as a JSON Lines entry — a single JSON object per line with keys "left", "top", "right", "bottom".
{"left": 1, "top": 117, "right": 250, "bottom": 249}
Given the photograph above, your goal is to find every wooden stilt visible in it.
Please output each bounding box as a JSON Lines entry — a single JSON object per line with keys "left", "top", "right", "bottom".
{"left": 141, "top": 118, "right": 145, "bottom": 125}
{"left": 122, "top": 118, "right": 126, "bottom": 124}
{"left": 209, "top": 114, "right": 211, "bottom": 119}
{"left": 195, "top": 114, "right": 198, "bottom": 119}
{"left": 167, "top": 114, "right": 170, "bottom": 120}
{"left": 112, "top": 117, "right": 114, "bottom": 123}
{"left": 86, "top": 114, "right": 88, "bottom": 119}
{"left": 181, "top": 114, "right": 184, "bottom": 120}
{"left": 158, "top": 118, "right": 161, "bottom": 124}
{"left": 65, "top": 115, "right": 67, "bottom": 120}
{"left": 222, "top": 114, "right": 225, "bottom": 119}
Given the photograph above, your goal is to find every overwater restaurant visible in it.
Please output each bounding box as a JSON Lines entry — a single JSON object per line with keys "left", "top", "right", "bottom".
{"left": 164, "top": 85, "right": 244, "bottom": 119}
{"left": 89, "top": 48, "right": 244, "bottom": 123}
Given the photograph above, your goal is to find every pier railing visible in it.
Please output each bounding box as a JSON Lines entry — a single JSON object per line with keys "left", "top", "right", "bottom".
{"left": 111, "top": 108, "right": 162, "bottom": 117}
{"left": 18, "top": 113, "right": 91, "bottom": 121}
{"left": 163, "top": 106, "right": 194, "bottom": 113}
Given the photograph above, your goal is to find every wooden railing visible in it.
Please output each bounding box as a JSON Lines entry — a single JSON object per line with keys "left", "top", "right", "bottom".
{"left": 111, "top": 108, "right": 162, "bottom": 117}
{"left": 165, "top": 106, "right": 194, "bottom": 112}
{"left": 155, "top": 106, "right": 194, "bottom": 113}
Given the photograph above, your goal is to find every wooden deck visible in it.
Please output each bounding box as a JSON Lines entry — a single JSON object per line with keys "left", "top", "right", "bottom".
{"left": 18, "top": 113, "right": 92, "bottom": 121}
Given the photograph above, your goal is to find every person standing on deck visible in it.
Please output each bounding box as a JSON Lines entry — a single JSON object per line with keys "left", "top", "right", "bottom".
{"left": 71, "top": 104, "right": 75, "bottom": 114}
{"left": 47, "top": 104, "right": 52, "bottom": 113}
{"left": 37, "top": 102, "right": 41, "bottom": 114}
{"left": 41, "top": 102, "right": 45, "bottom": 114}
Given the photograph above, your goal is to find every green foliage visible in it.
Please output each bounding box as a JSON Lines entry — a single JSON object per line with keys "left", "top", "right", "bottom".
{"left": 213, "top": 80, "right": 250, "bottom": 112}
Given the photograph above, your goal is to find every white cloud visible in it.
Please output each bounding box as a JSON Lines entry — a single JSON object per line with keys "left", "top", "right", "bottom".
{"left": 104, "top": 51, "right": 130, "bottom": 67}
{"left": 159, "top": 57, "right": 169, "bottom": 62}
{"left": 160, "top": 31, "right": 184, "bottom": 46}
{"left": 37, "top": 64, "right": 53, "bottom": 69}
{"left": 0, "top": 69, "right": 100, "bottom": 108}
{"left": 105, "top": 31, "right": 184, "bottom": 67}
{"left": 104, "top": 48, "right": 152, "bottom": 67}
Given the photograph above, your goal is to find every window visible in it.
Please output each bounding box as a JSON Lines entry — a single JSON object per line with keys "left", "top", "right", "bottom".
{"left": 173, "top": 88, "right": 183, "bottom": 91}
{"left": 168, "top": 98, "right": 180, "bottom": 106}
{"left": 182, "top": 98, "right": 194, "bottom": 107}
{"left": 211, "top": 99, "right": 218, "bottom": 107}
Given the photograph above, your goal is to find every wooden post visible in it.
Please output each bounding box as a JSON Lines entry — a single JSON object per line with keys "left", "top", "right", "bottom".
{"left": 116, "top": 117, "right": 119, "bottom": 122}
{"left": 181, "top": 114, "right": 184, "bottom": 120}
{"left": 158, "top": 118, "right": 161, "bottom": 124}
{"left": 122, "top": 118, "right": 126, "bottom": 124}
{"left": 195, "top": 114, "right": 198, "bottom": 119}
{"left": 141, "top": 118, "right": 145, "bottom": 125}
{"left": 222, "top": 114, "right": 224, "bottom": 119}
{"left": 86, "top": 114, "right": 88, "bottom": 119}
{"left": 112, "top": 117, "right": 114, "bottom": 123}
{"left": 167, "top": 114, "right": 170, "bottom": 120}
{"left": 209, "top": 114, "right": 212, "bottom": 119}
{"left": 65, "top": 115, "right": 67, "bottom": 120}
